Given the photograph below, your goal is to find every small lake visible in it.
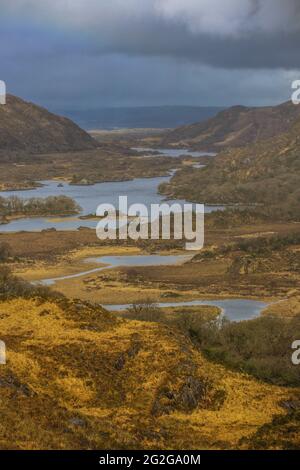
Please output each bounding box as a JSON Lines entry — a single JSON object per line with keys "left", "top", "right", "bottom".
{"left": 132, "top": 148, "right": 217, "bottom": 158}
{"left": 105, "top": 299, "right": 269, "bottom": 323}
{"left": 38, "top": 254, "right": 192, "bottom": 286}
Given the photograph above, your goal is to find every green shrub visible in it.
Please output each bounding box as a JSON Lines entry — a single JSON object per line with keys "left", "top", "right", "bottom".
{"left": 0, "top": 265, "right": 63, "bottom": 302}
{"left": 0, "top": 242, "right": 12, "bottom": 262}
{"left": 195, "top": 315, "right": 300, "bottom": 386}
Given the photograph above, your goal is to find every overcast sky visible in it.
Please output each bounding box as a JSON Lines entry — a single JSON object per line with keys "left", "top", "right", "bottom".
{"left": 1, "top": 0, "right": 300, "bottom": 109}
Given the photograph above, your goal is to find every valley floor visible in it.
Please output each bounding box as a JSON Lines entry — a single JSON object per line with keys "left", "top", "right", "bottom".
{"left": 0, "top": 150, "right": 299, "bottom": 449}
{"left": 5, "top": 220, "right": 299, "bottom": 306}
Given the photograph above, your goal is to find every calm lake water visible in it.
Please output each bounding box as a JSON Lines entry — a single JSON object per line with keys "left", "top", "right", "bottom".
{"left": 105, "top": 299, "right": 269, "bottom": 322}
{"left": 132, "top": 148, "right": 217, "bottom": 158}
{"left": 0, "top": 175, "right": 223, "bottom": 232}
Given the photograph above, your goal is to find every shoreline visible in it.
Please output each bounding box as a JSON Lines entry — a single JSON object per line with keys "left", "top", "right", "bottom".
{"left": 14, "top": 244, "right": 284, "bottom": 306}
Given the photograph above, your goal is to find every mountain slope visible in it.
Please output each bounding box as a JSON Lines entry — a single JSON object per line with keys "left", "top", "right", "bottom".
{"left": 160, "top": 113, "right": 300, "bottom": 219}
{"left": 0, "top": 95, "right": 97, "bottom": 153}
{"left": 159, "top": 101, "right": 300, "bottom": 150}
{"left": 0, "top": 296, "right": 295, "bottom": 450}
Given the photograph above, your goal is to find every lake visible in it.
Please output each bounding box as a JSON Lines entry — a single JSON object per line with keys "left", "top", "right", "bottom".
{"left": 105, "top": 298, "right": 269, "bottom": 322}
{"left": 0, "top": 174, "right": 223, "bottom": 232}
{"left": 132, "top": 148, "right": 217, "bottom": 158}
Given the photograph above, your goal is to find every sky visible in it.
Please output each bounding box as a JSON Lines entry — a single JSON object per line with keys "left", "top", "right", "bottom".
{"left": 1, "top": 0, "right": 300, "bottom": 110}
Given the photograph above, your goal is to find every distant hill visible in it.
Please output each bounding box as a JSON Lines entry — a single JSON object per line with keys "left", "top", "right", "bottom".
{"left": 159, "top": 101, "right": 300, "bottom": 150}
{"left": 160, "top": 108, "right": 300, "bottom": 219}
{"left": 0, "top": 95, "right": 97, "bottom": 154}
{"left": 57, "top": 106, "right": 224, "bottom": 130}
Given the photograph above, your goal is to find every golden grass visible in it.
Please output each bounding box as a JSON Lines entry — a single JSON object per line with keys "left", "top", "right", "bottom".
{"left": 15, "top": 245, "right": 142, "bottom": 282}
{"left": 263, "top": 296, "right": 300, "bottom": 318}
{"left": 0, "top": 297, "right": 297, "bottom": 450}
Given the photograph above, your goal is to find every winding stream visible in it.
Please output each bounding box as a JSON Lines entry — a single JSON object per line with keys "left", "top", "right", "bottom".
{"left": 37, "top": 254, "right": 269, "bottom": 322}
{"left": 40, "top": 254, "right": 191, "bottom": 286}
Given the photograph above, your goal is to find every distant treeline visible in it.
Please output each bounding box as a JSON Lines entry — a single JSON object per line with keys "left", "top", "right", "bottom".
{"left": 0, "top": 195, "right": 81, "bottom": 218}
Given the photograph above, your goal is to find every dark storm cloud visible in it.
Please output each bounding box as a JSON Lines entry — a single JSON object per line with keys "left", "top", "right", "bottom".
{"left": 92, "top": 26, "right": 300, "bottom": 70}
{"left": 1, "top": 0, "right": 300, "bottom": 69}
{"left": 1, "top": 1, "right": 299, "bottom": 108}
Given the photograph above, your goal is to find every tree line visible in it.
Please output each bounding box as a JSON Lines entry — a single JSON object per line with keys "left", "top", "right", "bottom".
{"left": 0, "top": 195, "right": 81, "bottom": 218}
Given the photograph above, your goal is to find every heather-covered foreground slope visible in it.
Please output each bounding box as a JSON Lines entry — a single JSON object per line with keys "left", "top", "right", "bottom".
{"left": 0, "top": 95, "right": 97, "bottom": 154}
{"left": 0, "top": 296, "right": 299, "bottom": 450}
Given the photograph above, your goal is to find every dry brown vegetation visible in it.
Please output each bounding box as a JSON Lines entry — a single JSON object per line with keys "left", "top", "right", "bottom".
{"left": 0, "top": 148, "right": 180, "bottom": 191}
{"left": 157, "top": 101, "right": 300, "bottom": 150}
{"left": 0, "top": 296, "right": 299, "bottom": 450}
{"left": 160, "top": 129, "right": 300, "bottom": 221}
{"left": 0, "top": 95, "right": 97, "bottom": 154}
